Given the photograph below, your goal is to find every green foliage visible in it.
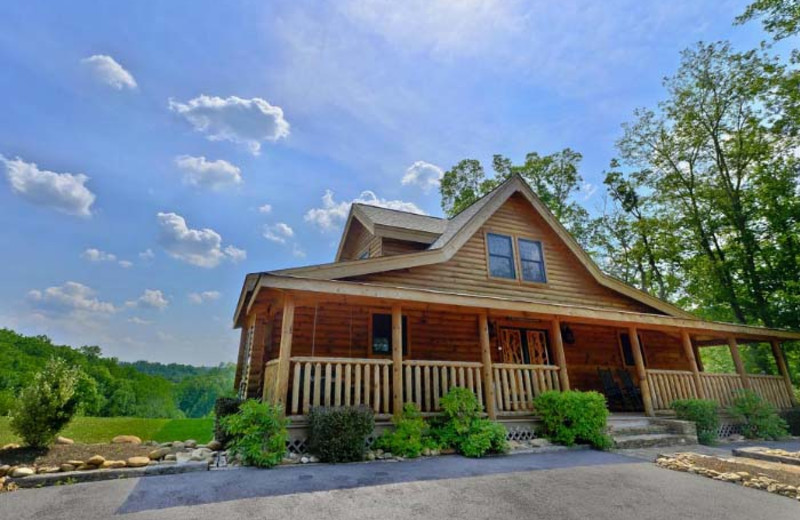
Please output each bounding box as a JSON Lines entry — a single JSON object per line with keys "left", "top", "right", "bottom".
{"left": 308, "top": 406, "right": 375, "bottom": 463}
{"left": 10, "top": 358, "right": 82, "bottom": 447}
{"left": 376, "top": 403, "right": 428, "bottom": 458}
{"left": 430, "top": 387, "right": 509, "bottom": 458}
{"left": 780, "top": 407, "right": 800, "bottom": 436}
{"left": 671, "top": 399, "right": 719, "bottom": 445}
{"left": 214, "top": 397, "right": 243, "bottom": 445}
{"left": 533, "top": 390, "right": 612, "bottom": 449}
{"left": 0, "top": 389, "right": 15, "bottom": 417}
{"left": 736, "top": 0, "right": 800, "bottom": 40}
{"left": 221, "top": 400, "right": 288, "bottom": 468}
{"left": 0, "top": 328, "right": 235, "bottom": 419}
{"left": 728, "top": 389, "right": 789, "bottom": 440}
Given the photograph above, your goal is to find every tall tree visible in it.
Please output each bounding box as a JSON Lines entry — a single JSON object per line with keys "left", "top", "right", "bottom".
{"left": 737, "top": 0, "right": 800, "bottom": 40}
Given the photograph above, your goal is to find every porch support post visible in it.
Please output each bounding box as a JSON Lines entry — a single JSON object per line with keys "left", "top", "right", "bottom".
{"left": 771, "top": 340, "right": 798, "bottom": 406}
{"left": 392, "top": 304, "right": 403, "bottom": 417}
{"left": 274, "top": 293, "right": 295, "bottom": 410}
{"left": 693, "top": 343, "right": 705, "bottom": 372}
{"left": 727, "top": 336, "right": 751, "bottom": 390}
{"left": 479, "top": 313, "right": 496, "bottom": 420}
{"left": 681, "top": 330, "right": 705, "bottom": 399}
{"left": 551, "top": 318, "right": 570, "bottom": 391}
{"left": 629, "top": 326, "right": 654, "bottom": 417}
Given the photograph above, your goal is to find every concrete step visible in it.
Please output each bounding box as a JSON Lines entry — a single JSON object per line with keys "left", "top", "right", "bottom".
{"left": 609, "top": 424, "right": 671, "bottom": 436}
{"left": 612, "top": 433, "right": 695, "bottom": 449}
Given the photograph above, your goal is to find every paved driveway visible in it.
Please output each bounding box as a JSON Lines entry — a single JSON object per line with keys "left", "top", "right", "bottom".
{"left": 1, "top": 448, "right": 798, "bottom": 520}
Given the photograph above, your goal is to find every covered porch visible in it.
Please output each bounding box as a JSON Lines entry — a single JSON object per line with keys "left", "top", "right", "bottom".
{"left": 236, "top": 276, "right": 798, "bottom": 421}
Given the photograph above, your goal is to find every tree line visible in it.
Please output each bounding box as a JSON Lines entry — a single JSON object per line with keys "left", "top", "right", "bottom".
{"left": 0, "top": 328, "right": 235, "bottom": 418}
{"left": 440, "top": 1, "right": 800, "bottom": 382}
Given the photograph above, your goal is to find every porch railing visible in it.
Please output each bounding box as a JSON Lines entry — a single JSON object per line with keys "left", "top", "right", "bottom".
{"left": 493, "top": 363, "right": 561, "bottom": 413}
{"left": 403, "top": 360, "right": 484, "bottom": 413}
{"left": 646, "top": 369, "right": 699, "bottom": 410}
{"left": 287, "top": 357, "right": 393, "bottom": 416}
{"left": 645, "top": 369, "right": 793, "bottom": 411}
{"left": 748, "top": 374, "right": 794, "bottom": 409}
{"left": 262, "top": 359, "right": 280, "bottom": 402}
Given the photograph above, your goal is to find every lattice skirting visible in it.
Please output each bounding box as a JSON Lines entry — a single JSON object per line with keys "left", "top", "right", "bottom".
{"left": 717, "top": 422, "right": 744, "bottom": 438}
{"left": 285, "top": 434, "right": 380, "bottom": 455}
{"left": 505, "top": 425, "right": 537, "bottom": 442}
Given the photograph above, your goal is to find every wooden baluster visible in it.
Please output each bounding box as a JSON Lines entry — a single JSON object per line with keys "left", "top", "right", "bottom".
{"left": 291, "top": 362, "right": 301, "bottom": 414}
{"left": 415, "top": 366, "right": 422, "bottom": 408}
{"left": 373, "top": 365, "right": 380, "bottom": 413}
{"left": 364, "top": 364, "right": 371, "bottom": 407}
{"left": 334, "top": 364, "right": 342, "bottom": 407}
{"left": 302, "top": 363, "right": 312, "bottom": 414}
{"left": 425, "top": 366, "right": 432, "bottom": 411}
{"left": 433, "top": 366, "right": 440, "bottom": 410}
{"left": 475, "top": 368, "right": 483, "bottom": 410}
{"left": 344, "top": 363, "right": 352, "bottom": 407}
{"left": 383, "top": 364, "right": 390, "bottom": 414}
{"left": 405, "top": 364, "right": 412, "bottom": 404}
{"left": 313, "top": 363, "right": 322, "bottom": 408}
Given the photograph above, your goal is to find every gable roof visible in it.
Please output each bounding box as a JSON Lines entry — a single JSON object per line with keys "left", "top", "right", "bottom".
{"left": 273, "top": 174, "right": 693, "bottom": 319}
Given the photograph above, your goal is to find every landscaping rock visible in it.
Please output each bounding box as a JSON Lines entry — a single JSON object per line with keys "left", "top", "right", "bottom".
{"left": 300, "top": 456, "right": 310, "bottom": 464}
{"left": 87, "top": 455, "right": 106, "bottom": 466}
{"left": 11, "top": 467, "right": 34, "bottom": 478}
{"left": 112, "top": 435, "right": 142, "bottom": 445}
{"left": 38, "top": 466, "right": 61, "bottom": 474}
{"left": 172, "top": 441, "right": 186, "bottom": 451}
{"left": 0, "top": 465, "right": 9, "bottom": 477}
{"left": 1, "top": 443, "right": 20, "bottom": 450}
{"left": 421, "top": 448, "right": 431, "bottom": 457}
{"left": 149, "top": 447, "right": 171, "bottom": 460}
{"left": 66, "top": 460, "right": 84, "bottom": 466}
{"left": 101, "top": 460, "right": 127, "bottom": 469}
{"left": 55, "top": 436, "right": 74, "bottom": 445}
{"left": 529, "top": 438, "right": 552, "bottom": 448}
{"left": 366, "top": 451, "right": 376, "bottom": 461}
{"left": 59, "top": 464, "right": 75, "bottom": 473}
{"left": 126, "top": 457, "right": 150, "bottom": 468}
{"left": 206, "top": 440, "right": 222, "bottom": 451}
{"left": 76, "top": 464, "right": 96, "bottom": 471}
{"left": 185, "top": 439, "right": 198, "bottom": 449}
{"left": 159, "top": 441, "right": 173, "bottom": 448}
{"left": 164, "top": 454, "right": 177, "bottom": 461}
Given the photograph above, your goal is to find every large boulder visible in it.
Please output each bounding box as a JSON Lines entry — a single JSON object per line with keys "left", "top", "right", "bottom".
{"left": 126, "top": 456, "right": 150, "bottom": 468}
{"left": 56, "top": 436, "right": 74, "bottom": 445}
{"left": 112, "top": 435, "right": 142, "bottom": 445}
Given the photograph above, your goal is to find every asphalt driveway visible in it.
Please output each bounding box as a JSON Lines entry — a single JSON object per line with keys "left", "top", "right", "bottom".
{"left": 1, "top": 448, "right": 798, "bottom": 520}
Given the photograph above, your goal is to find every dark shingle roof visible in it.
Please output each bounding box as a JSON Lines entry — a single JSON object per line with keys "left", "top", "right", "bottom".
{"left": 353, "top": 204, "right": 447, "bottom": 235}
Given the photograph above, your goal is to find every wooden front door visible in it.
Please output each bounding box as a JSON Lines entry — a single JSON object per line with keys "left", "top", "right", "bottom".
{"left": 500, "top": 328, "right": 551, "bottom": 365}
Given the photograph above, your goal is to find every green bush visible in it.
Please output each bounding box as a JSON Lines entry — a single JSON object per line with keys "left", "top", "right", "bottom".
{"left": 221, "top": 400, "right": 288, "bottom": 468}
{"left": 376, "top": 403, "right": 428, "bottom": 458}
{"left": 780, "top": 407, "right": 800, "bottom": 436}
{"left": 728, "top": 389, "right": 789, "bottom": 440}
{"left": 309, "top": 406, "right": 374, "bottom": 463}
{"left": 10, "top": 358, "right": 83, "bottom": 448}
{"left": 533, "top": 390, "right": 612, "bottom": 449}
{"left": 214, "top": 396, "right": 243, "bottom": 446}
{"left": 430, "top": 387, "right": 509, "bottom": 458}
{"left": 671, "top": 399, "right": 719, "bottom": 445}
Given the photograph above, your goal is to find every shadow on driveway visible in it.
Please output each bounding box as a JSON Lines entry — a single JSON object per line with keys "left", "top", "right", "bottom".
{"left": 118, "top": 449, "right": 639, "bottom": 514}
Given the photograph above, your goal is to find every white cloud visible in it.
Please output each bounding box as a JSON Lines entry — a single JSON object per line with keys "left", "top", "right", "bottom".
{"left": 292, "top": 243, "right": 307, "bottom": 258}
{"left": 127, "top": 289, "right": 169, "bottom": 310}
{"left": 156, "top": 212, "right": 246, "bottom": 268}
{"left": 402, "top": 160, "right": 444, "bottom": 193}
{"left": 128, "top": 317, "right": 152, "bottom": 325}
{"left": 188, "top": 290, "right": 221, "bottom": 304}
{"left": 118, "top": 260, "right": 133, "bottom": 268}
{"left": 28, "top": 281, "right": 116, "bottom": 314}
{"left": 82, "top": 248, "right": 117, "bottom": 263}
{"left": 581, "top": 181, "right": 598, "bottom": 201}
{"left": 304, "top": 189, "right": 425, "bottom": 231}
{"left": 139, "top": 248, "right": 155, "bottom": 260}
{"left": 174, "top": 155, "right": 242, "bottom": 189}
{"left": 81, "top": 55, "right": 137, "bottom": 90}
{"left": 168, "top": 95, "right": 290, "bottom": 155}
{"left": 2, "top": 156, "right": 96, "bottom": 216}
{"left": 258, "top": 204, "right": 273, "bottom": 214}
{"left": 263, "top": 222, "right": 294, "bottom": 244}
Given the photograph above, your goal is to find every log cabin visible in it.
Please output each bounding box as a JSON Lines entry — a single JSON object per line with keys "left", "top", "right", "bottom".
{"left": 232, "top": 174, "right": 798, "bottom": 439}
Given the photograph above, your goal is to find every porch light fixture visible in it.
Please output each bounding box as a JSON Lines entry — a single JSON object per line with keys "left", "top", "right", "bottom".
{"left": 561, "top": 324, "right": 575, "bottom": 345}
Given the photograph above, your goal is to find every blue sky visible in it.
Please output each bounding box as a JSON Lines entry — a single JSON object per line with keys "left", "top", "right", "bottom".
{"left": 0, "top": 1, "right": 767, "bottom": 365}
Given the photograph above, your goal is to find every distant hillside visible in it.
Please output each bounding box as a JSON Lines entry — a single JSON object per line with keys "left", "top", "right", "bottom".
{"left": 0, "top": 328, "right": 235, "bottom": 418}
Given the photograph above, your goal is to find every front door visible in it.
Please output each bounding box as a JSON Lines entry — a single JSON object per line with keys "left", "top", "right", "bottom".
{"left": 499, "top": 327, "right": 551, "bottom": 365}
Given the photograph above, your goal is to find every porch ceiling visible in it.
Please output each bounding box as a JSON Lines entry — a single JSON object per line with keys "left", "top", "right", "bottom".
{"left": 238, "top": 273, "right": 800, "bottom": 343}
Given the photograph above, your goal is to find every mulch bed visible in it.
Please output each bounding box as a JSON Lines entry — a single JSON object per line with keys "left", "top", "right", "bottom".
{"left": 681, "top": 453, "right": 800, "bottom": 488}
{"left": 0, "top": 443, "right": 151, "bottom": 466}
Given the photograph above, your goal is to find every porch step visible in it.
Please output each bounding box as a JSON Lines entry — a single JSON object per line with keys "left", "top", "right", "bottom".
{"left": 612, "top": 433, "right": 695, "bottom": 450}
{"left": 610, "top": 424, "right": 671, "bottom": 436}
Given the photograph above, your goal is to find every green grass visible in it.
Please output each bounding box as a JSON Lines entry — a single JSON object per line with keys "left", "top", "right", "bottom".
{"left": 0, "top": 416, "right": 214, "bottom": 445}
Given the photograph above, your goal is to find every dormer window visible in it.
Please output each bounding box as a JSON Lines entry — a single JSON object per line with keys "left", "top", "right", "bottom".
{"left": 487, "top": 233, "right": 516, "bottom": 279}
{"left": 359, "top": 250, "right": 370, "bottom": 260}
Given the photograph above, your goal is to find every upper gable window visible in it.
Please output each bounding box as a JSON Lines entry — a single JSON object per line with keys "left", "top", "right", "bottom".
{"left": 518, "top": 238, "right": 546, "bottom": 283}
{"left": 487, "top": 233, "right": 516, "bottom": 279}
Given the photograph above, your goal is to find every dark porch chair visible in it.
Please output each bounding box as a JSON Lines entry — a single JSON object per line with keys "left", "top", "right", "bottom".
{"left": 616, "top": 369, "right": 644, "bottom": 411}
{"left": 597, "top": 368, "right": 626, "bottom": 411}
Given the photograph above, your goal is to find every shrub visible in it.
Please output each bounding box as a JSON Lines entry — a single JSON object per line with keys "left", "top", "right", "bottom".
{"left": 533, "top": 390, "right": 612, "bottom": 450}
{"left": 221, "top": 399, "right": 288, "bottom": 468}
{"left": 671, "top": 399, "right": 719, "bottom": 445}
{"left": 376, "top": 403, "right": 428, "bottom": 458}
{"left": 10, "top": 358, "right": 83, "bottom": 448}
{"left": 430, "top": 387, "right": 509, "bottom": 458}
{"left": 728, "top": 389, "right": 789, "bottom": 440}
{"left": 780, "top": 407, "right": 800, "bottom": 436}
{"left": 309, "top": 406, "right": 374, "bottom": 463}
{"left": 214, "top": 396, "right": 243, "bottom": 446}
